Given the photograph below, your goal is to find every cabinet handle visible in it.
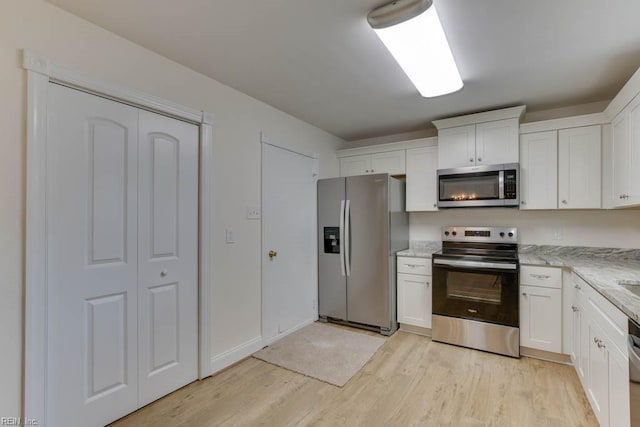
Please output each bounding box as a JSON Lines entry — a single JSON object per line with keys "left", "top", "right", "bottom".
{"left": 574, "top": 284, "right": 581, "bottom": 290}
{"left": 477, "top": 157, "right": 482, "bottom": 162}
{"left": 404, "top": 279, "right": 427, "bottom": 284}
{"left": 522, "top": 292, "right": 527, "bottom": 296}
{"left": 469, "top": 158, "right": 474, "bottom": 162}
{"left": 371, "top": 169, "right": 375, "bottom": 172}
{"left": 405, "top": 264, "right": 421, "bottom": 268}
{"left": 571, "top": 305, "right": 578, "bottom": 312}
{"left": 530, "top": 274, "right": 551, "bottom": 280}
{"left": 561, "top": 200, "right": 568, "bottom": 204}
{"left": 521, "top": 201, "right": 526, "bottom": 205}
{"left": 433, "top": 204, "right": 437, "bottom": 208}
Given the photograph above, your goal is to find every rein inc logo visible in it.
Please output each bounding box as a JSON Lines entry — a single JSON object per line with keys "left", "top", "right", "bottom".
{"left": 1, "top": 418, "right": 38, "bottom": 426}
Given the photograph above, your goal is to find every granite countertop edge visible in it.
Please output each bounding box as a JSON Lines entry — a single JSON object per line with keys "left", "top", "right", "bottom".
{"left": 519, "top": 252, "right": 640, "bottom": 323}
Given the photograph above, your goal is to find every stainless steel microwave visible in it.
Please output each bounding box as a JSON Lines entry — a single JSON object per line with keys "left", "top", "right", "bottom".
{"left": 437, "top": 163, "right": 519, "bottom": 208}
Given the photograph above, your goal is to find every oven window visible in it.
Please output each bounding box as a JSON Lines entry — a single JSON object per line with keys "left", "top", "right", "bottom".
{"left": 446, "top": 271, "right": 502, "bottom": 304}
{"left": 439, "top": 174, "right": 499, "bottom": 201}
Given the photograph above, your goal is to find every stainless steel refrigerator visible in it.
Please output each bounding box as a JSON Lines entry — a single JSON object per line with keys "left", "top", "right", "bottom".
{"left": 317, "top": 174, "right": 409, "bottom": 335}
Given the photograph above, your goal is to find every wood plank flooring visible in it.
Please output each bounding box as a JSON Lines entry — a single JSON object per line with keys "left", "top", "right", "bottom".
{"left": 111, "top": 330, "right": 597, "bottom": 426}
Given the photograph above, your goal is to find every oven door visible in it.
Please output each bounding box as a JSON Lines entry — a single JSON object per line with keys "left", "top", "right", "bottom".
{"left": 432, "top": 257, "right": 519, "bottom": 327}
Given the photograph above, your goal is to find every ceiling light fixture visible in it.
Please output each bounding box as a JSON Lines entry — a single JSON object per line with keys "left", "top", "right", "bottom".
{"left": 367, "top": 0, "right": 463, "bottom": 98}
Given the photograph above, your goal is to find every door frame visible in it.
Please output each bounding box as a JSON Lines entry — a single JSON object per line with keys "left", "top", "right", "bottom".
{"left": 22, "top": 50, "right": 214, "bottom": 424}
{"left": 260, "top": 133, "right": 319, "bottom": 346}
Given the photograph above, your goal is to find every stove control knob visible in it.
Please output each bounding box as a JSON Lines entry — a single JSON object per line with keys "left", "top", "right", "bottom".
{"left": 444, "top": 231, "right": 450, "bottom": 236}
{"left": 499, "top": 232, "right": 505, "bottom": 237}
{"left": 452, "top": 231, "right": 457, "bottom": 236}
{"left": 508, "top": 232, "right": 514, "bottom": 237}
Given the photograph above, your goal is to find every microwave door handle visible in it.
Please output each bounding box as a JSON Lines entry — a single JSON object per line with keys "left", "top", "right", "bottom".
{"left": 499, "top": 170, "right": 505, "bottom": 199}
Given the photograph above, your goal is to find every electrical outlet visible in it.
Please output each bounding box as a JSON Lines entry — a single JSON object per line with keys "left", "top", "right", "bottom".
{"left": 246, "top": 206, "right": 261, "bottom": 220}
{"left": 553, "top": 229, "right": 563, "bottom": 241}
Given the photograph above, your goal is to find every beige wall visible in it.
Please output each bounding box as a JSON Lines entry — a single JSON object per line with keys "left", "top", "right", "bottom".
{"left": 411, "top": 209, "right": 640, "bottom": 248}
{"left": 0, "top": 0, "right": 343, "bottom": 417}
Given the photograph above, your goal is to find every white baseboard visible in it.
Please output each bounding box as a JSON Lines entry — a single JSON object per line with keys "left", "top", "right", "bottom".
{"left": 261, "top": 317, "right": 315, "bottom": 347}
{"left": 208, "top": 318, "right": 317, "bottom": 375}
{"left": 210, "top": 335, "right": 264, "bottom": 374}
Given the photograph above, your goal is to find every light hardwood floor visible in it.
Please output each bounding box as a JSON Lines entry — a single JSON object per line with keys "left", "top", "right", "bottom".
{"left": 111, "top": 330, "right": 597, "bottom": 426}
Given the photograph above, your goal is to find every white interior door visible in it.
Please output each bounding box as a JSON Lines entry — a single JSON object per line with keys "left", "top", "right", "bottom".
{"left": 262, "top": 143, "right": 316, "bottom": 343}
{"left": 47, "top": 83, "right": 140, "bottom": 427}
{"left": 46, "top": 84, "right": 199, "bottom": 426}
{"left": 137, "top": 110, "right": 198, "bottom": 406}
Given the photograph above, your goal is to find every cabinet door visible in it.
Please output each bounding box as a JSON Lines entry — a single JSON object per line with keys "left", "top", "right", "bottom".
{"left": 340, "top": 155, "right": 371, "bottom": 177}
{"left": 371, "top": 150, "right": 406, "bottom": 175}
{"left": 587, "top": 320, "right": 610, "bottom": 427}
{"left": 608, "top": 342, "right": 631, "bottom": 427}
{"left": 611, "top": 110, "right": 630, "bottom": 207}
{"left": 520, "top": 285, "right": 562, "bottom": 353}
{"left": 558, "top": 126, "right": 602, "bottom": 209}
{"left": 437, "top": 125, "right": 476, "bottom": 169}
{"left": 406, "top": 146, "right": 438, "bottom": 211}
{"left": 627, "top": 94, "right": 640, "bottom": 205}
{"left": 475, "top": 118, "right": 519, "bottom": 165}
{"left": 519, "top": 131, "right": 558, "bottom": 209}
{"left": 397, "top": 273, "right": 432, "bottom": 328}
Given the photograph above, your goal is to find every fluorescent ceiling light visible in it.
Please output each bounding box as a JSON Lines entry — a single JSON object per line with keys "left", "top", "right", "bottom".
{"left": 368, "top": 0, "right": 463, "bottom": 98}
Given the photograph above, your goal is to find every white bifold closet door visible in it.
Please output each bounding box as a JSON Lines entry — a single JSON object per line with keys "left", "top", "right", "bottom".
{"left": 46, "top": 83, "right": 198, "bottom": 427}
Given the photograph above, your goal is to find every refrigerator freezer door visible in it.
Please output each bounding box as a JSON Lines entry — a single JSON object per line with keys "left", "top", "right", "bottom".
{"left": 317, "top": 178, "right": 347, "bottom": 320}
{"left": 346, "top": 174, "right": 390, "bottom": 328}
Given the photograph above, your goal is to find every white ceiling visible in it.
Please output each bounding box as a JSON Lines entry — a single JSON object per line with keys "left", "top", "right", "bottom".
{"left": 48, "top": 0, "right": 640, "bottom": 140}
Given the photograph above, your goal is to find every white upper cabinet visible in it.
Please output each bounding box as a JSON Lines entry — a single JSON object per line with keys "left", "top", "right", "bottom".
{"left": 340, "top": 155, "right": 371, "bottom": 176}
{"left": 558, "top": 125, "right": 602, "bottom": 209}
{"left": 406, "top": 146, "right": 438, "bottom": 211}
{"left": 434, "top": 106, "right": 524, "bottom": 169}
{"left": 437, "top": 125, "right": 476, "bottom": 169}
{"left": 371, "top": 150, "right": 406, "bottom": 175}
{"left": 339, "top": 150, "right": 405, "bottom": 177}
{"left": 475, "top": 118, "right": 520, "bottom": 166}
{"left": 610, "top": 93, "right": 640, "bottom": 207}
{"left": 519, "top": 131, "right": 558, "bottom": 210}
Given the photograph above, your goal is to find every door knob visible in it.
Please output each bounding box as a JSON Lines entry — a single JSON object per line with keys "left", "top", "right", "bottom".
{"left": 268, "top": 250, "right": 278, "bottom": 260}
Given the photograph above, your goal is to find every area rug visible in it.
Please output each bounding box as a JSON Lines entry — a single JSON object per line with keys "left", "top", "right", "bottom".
{"left": 253, "top": 322, "right": 386, "bottom": 387}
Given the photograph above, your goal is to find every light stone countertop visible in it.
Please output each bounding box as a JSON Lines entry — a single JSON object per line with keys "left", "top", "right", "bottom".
{"left": 519, "top": 246, "right": 640, "bottom": 323}
{"left": 396, "top": 240, "right": 441, "bottom": 258}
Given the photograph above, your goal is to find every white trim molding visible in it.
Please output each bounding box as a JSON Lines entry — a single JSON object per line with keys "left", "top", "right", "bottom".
{"left": 605, "top": 65, "right": 640, "bottom": 120}
{"left": 519, "top": 112, "right": 609, "bottom": 134}
{"left": 210, "top": 336, "right": 264, "bottom": 374}
{"left": 337, "top": 136, "right": 437, "bottom": 158}
{"left": 432, "top": 105, "right": 526, "bottom": 130}
{"left": 22, "top": 49, "right": 215, "bottom": 425}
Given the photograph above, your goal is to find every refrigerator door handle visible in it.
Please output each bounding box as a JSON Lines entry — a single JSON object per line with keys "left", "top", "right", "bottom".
{"left": 345, "top": 199, "right": 351, "bottom": 277}
{"left": 339, "top": 200, "right": 346, "bottom": 277}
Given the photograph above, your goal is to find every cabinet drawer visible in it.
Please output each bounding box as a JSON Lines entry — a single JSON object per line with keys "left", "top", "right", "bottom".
{"left": 520, "top": 265, "right": 562, "bottom": 289}
{"left": 397, "top": 256, "right": 431, "bottom": 276}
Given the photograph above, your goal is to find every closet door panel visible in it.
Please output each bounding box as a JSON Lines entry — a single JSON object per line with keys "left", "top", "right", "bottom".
{"left": 137, "top": 110, "right": 199, "bottom": 406}
{"left": 46, "top": 83, "right": 140, "bottom": 427}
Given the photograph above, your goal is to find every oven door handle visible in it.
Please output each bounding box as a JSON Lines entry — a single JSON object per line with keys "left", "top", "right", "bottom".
{"left": 433, "top": 258, "right": 517, "bottom": 271}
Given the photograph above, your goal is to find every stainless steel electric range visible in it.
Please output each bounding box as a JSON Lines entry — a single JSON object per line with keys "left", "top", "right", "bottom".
{"left": 431, "top": 226, "right": 520, "bottom": 358}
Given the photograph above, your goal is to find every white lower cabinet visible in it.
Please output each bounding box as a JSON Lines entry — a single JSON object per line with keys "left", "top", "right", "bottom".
{"left": 570, "top": 274, "right": 630, "bottom": 427}
{"left": 520, "top": 285, "right": 562, "bottom": 352}
{"left": 397, "top": 256, "right": 432, "bottom": 329}
{"left": 519, "top": 266, "right": 562, "bottom": 353}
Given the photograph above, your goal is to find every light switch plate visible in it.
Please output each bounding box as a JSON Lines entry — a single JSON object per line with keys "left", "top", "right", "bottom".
{"left": 225, "top": 228, "right": 235, "bottom": 243}
{"left": 246, "top": 206, "right": 261, "bottom": 220}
